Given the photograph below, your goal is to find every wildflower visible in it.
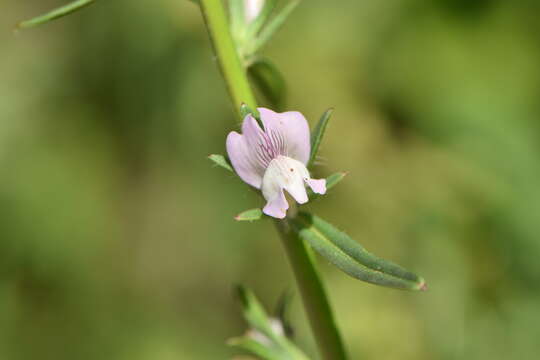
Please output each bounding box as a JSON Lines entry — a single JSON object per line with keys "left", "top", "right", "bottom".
{"left": 226, "top": 108, "right": 326, "bottom": 219}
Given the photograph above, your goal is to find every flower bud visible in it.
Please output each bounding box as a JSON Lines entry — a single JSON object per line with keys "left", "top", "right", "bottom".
{"left": 244, "top": 0, "right": 264, "bottom": 24}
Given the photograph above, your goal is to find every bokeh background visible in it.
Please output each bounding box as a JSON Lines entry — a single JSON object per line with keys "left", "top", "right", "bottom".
{"left": 2, "top": 0, "right": 540, "bottom": 359}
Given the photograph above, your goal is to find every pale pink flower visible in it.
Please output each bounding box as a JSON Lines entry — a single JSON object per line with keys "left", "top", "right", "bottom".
{"left": 226, "top": 108, "right": 326, "bottom": 219}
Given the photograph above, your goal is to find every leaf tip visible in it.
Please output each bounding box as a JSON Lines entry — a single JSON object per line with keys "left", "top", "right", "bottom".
{"left": 418, "top": 279, "right": 428, "bottom": 291}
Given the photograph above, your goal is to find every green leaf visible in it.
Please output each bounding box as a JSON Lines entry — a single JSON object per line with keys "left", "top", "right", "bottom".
{"left": 247, "top": 0, "right": 301, "bottom": 54}
{"left": 274, "top": 289, "right": 295, "bottom": 338}
{"left": 325, "top": 171, "right": 347, "bottom": 190}
{"left": 291, "top": 212, "right": 427, "bottom": 291}
{"left": 248, "top": 57, "right": 286, "bottom": 110}
{"left": 227, "top": 336, "right": 282, "bottom": 360}
{"left": 208, "top": 154, "right": 233, "bottom": 172}
{"left": 229, "top": 0, "right": 247, "bottom": 42}
{"left": 232, "top": 286, "right": 312, "bottom": 360}
{"left": 236, "top": 285, "right": 272, "bottom": 336}
{"left": 236, "top": 285, "right": 275, "bottom": 337}
{"left": 17, "top": 0, "right": 95, "bottom": 29}
{"left": 235, "top": 208, "right": 264, "bottom": 221}
{"left": 309, "top": 108, "right": 333, "bottom": 167}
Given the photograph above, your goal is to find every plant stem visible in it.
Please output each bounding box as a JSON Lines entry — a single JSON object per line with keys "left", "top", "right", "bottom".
{"left": 199, "top": 2, "right": 347, "bottom": 358}
{"left": 200, "top": 0, "right": 257, "bottom": 118}
{"left": 276, "top": 218, "right": 348, "bottom": 360}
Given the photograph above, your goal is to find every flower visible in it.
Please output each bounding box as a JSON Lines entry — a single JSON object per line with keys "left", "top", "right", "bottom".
{"left": 226, "top": 108, "right": 326, "bottom": 219}
{"left": 244, "top": 0, "right": 264, "bottom": 24}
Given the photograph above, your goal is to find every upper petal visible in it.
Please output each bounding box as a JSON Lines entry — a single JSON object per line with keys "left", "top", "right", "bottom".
{"left": 226, "top": 115, "right": 269, "bottom": 188}
{"left": 258, "top": 108, "right": 311, "bottom": 165}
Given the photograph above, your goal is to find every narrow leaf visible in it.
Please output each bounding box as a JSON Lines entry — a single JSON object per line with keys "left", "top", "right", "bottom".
{"left": 248, "top": 0, "right": 301, "bottom": 54}
{"left": 235, "top": 208, "right": 264, "bottom": 221}
{"left": 233, "top": 286, "right": 312, "bottom": 360}
{"left": 229, "top": 0, "right": 247, "bottom": 41}
{"left": 236, "top": 285, "right": 275, "bottom": 336}
{"left": 248, "top": 57, "right": 286, "bottom": 110}
{"left": 17, "top": 0, "right": 95, "bottom": 29}
{"left": 291, "top": 212, "right": 427, "bottom": 291}
{"left": 274, "top": 289, "right": 295, "bottom": 339}
{"left": 325, "top": 171, "right": 347, "bottom": 190}
{"left": 309, "top": 108, "right": 333, "bottom": 166}
{"left": 227, "top": 337, "right": 282, "bottom": 360}
{"left": 208, "top": 154, "right": 233, "bottom": 172}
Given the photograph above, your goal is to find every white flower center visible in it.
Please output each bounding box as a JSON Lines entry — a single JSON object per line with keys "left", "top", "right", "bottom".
{"left": 262, "top": 155, "right": 310, "bottom": 205}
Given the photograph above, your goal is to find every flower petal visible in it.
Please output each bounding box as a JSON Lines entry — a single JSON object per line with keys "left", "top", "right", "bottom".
{"left": 258, "top": 108, "right": 311, "bottom": 164}
{"left": 262, "top": 155, "right": 311, "bottom": 219}
{"left": 226, "top": 115, "right": 269, "bottom": 188}
{"left": 262, "top": 189, "right": 288, "bottom": 219}
{"left": 306, "top": 178, "right": 326, "bottom": 194}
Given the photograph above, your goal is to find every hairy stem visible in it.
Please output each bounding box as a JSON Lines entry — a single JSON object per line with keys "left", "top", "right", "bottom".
{"left": 200, "top": 0, "right": 257, "bottom": 118}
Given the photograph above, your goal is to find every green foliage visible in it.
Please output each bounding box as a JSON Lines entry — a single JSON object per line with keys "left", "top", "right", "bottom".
{"left": 245, "top": 0, "right": 301, "bottom": 56}
{"left": 231, "top": 0, "right": 300, "bottom": 60}
{"left": 235, "top": 208, "right": 264, "bottom": 221}
{"left": 249, "top": 57, "right": 287, "bottom": 110}
{"left": 208, "top": 154, "right": 233, "bottom": 172}
{"left": 17, "top": 0, "right": 96, "bottom": 29}
{"left": 4, "top": 1, "right": 540, "bottom": 359}
{"left": 229, "top": 286, "right": 311, "bottom": 360}
{"left": 309, "top": 108, "right": 333, "bottom": 167}
{"left": 323, "top": 172, "right": 347, "bottom": 190}
{"left": 292, "top": 212, "right": 426, "bottom": 291}
{"left": 229, "top": 0, "right": 247, "bottom": 44}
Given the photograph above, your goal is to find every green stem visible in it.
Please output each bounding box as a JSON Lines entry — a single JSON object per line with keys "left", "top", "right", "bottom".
{"left": 276, "top": 218, "right": 348, "bottom": 360}
{"left": 200, "top": 0, "right": 257, "bottom": 118}
{"left": 199, "top": 2, "right": 347, "bottom": 358}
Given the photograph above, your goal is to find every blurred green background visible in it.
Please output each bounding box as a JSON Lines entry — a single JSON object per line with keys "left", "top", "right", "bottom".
{"left": 2, "top": 0, "right": 540, "bottom": 359}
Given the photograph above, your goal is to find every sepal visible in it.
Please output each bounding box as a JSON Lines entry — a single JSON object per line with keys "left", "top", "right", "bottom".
{"left": 235, "top": 208, "right": 264, "bottom": 221}
{"left": 208, "top": 154, "right": 234, "bottom": 172}
{"left": 17, "top": 0, "right": 95, "bottom": 29}
{"left": 309, "top": 108, "right": 333, "bottom": 167}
